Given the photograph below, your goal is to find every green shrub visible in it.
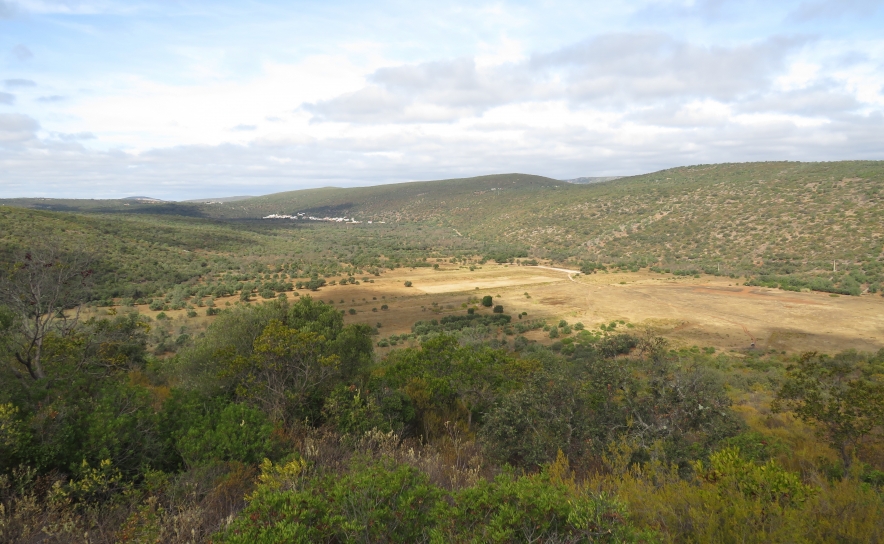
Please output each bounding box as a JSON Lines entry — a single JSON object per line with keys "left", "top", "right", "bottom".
{"left": 217, "top": 457, "right": 443, "bottom": 543}
{"left": 174, "top": 402, "right": 274, "bottom": 467}
{"left": 447, "top": 472, "right": 651, "bottom": 543}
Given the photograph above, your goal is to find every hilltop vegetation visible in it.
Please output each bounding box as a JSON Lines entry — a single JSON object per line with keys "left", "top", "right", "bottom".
{"left": 0, "top": 206, "right": 481, "bottom": 307}
{"left": 228, "top": 161, "right": 884, "bottom": 293}
{"left": 5, "top": 161, "right": 882, "bottom": 296}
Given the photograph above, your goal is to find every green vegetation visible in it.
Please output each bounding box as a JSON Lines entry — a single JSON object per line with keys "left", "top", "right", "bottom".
{"left": 1, "top": 161, "right": 884, "bottom": 541}
{"left": 1, "top": 277, "right": 881, "bottom": 541}
{"left": 5, "top": 161, "right": 884, "bottom": 296}
{"left": 0, "top": 206, "right": 483, "bottom": 307}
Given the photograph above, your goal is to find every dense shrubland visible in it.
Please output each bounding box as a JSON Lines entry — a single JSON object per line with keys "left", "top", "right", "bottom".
{"left": 1, "top": 278, "right": 882, "bottom": 541}
{"left": 2, "top": 160, "right": 884, "bottom": 541}
{"left": 4, "top": 161, "right": 884, "bottom": 298}
{"left": 0, "top": 206, "right": 488, "bottom": 309}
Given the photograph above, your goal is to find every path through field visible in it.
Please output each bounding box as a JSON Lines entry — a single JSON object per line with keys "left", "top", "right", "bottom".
{"left": 128, "top": 262, "right": 884, "bottom": 355}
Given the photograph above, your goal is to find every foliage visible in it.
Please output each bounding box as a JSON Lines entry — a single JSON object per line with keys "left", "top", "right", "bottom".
{"left": 321, "top": 385, "right": 414, "bottom": 436}
{"left": 218, "top": 456, "right": 444, "bottom": 543}
{"left": 0, "top": 242, "right": 93, "bottom": 381}
{"left": 219, "top": 455, "right": 654, "bottom": 544}
{"left": 1, "top": 196, "right": 884, "bottom": 542}
{"left": 773, "top": 351, "right": 884, "bottom": 467}
{"left": 175, "top": 402, "right": 274, "bottom": 468}
{"left": 412, "top": 313, "right": 511, "bottom": 336}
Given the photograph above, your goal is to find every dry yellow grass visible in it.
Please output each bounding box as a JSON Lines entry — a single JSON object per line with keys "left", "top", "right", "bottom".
{"left": 122, "top": 262, "right": 884, "bottom": 354}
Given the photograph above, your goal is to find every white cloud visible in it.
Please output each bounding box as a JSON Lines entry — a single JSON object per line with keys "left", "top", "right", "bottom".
{"left": 0, "top": 113, "right": 39, "bottom": 142}
{"left": 0, "top": 1, "right": 882, "bottom": 199}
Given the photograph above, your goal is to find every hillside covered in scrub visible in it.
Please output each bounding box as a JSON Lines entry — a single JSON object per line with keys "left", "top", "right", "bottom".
{"left": 4, "top": 161, "right": 883, "bottom": 296}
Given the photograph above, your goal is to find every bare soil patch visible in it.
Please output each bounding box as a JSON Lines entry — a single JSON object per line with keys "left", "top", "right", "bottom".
{"left": 118, "top": 263, "right": 884, "bottom": 355}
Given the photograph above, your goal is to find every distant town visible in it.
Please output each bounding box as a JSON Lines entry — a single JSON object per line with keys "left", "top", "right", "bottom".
{"left": 262, "top": 212, "right": 384, "bottom": 224}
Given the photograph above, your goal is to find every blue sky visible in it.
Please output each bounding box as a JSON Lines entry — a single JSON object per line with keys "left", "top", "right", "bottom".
{"left": 1, "top": 0, "right": 883, "bottom": 199}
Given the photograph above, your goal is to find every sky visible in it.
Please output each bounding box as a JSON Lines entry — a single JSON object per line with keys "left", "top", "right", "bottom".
{"left": 0, "top": 0, "right": 883, "bottom": 200}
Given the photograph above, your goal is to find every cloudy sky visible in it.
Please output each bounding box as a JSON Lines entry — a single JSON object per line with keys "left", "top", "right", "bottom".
{"left": 1, "top": 0, "right": 882, "bottom": 199}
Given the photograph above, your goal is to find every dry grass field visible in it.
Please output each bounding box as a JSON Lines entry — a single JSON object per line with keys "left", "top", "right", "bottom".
{"left": 125, "top": 262, "right": 884, "bottom": 355}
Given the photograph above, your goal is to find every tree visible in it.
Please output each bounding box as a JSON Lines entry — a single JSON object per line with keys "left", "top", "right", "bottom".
{"left": 0, "top": 243, "right": 93, "bottom": 383}
{"left": 223, "top": 319, "right": 341, "bottom": 423}
{"left": 482, "top": 295, "right": 493, "bottom": 307}
{"left": 773, "top": 351, "right": 884, "bottom": 469}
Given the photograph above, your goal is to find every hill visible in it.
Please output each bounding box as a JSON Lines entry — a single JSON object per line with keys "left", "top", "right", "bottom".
{"left": 199, "top": 161, "right": 884, "bottom": 290}
{"left": 182, "top": 195, "right": 255, "bottom": 203}
{"left": 197, "top": 173, "right": 565, "bottom": 221}
{"left": 562, "top": 176, "right": 623, "bottom": 184}
{"left": 2, "top": 161, "right": 883, "bottom": 292}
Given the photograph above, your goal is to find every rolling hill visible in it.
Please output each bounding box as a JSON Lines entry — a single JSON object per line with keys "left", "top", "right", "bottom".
{"left": 3, "top": 161, "right": 883, "bottom": 292}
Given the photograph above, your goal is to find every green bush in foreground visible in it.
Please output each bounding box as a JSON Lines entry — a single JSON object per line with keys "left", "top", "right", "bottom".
{"left": 216, "top": 456, "right": 655, "bottom": 544}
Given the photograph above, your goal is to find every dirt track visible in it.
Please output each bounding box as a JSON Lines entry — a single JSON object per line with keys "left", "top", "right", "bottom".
{"left": 129, "top": 262, "right": 884, "bottom": 354}
{"left": 347, "top": 264, "right": 884, "bottom": 353}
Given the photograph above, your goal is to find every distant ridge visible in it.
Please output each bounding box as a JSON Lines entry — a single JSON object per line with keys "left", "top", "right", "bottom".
{"left": 183, "top": 195, "right": 255, "bottom": 203}
{"left": 123, "top": 196, "right": 165, "bottom": 202}
{"left": 562, "top": 176, "right": 623, "bottom": 184}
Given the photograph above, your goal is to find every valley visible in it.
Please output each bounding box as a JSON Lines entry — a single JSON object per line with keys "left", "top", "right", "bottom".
{"left": 3, "top": 160, "right": 884, "bottom": 543}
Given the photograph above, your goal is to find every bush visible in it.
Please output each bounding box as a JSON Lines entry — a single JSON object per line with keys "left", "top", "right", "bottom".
{"left": 404, "top": 281, "right": 413, "bottom": 287}
{"left": 482, "top": 295, "right": 493, "bottom": 307}
{"left": 174, "top": 402, "right": 274, "bottom": 467}
{"left": 218, "top": 456, "right": 651, "bottom": 543}
{"left": 218, "top": 457, "right": 443, "bottom": 543}
{"left": 448, "top": 471, "right": 649, "bottom": 543}
{"left": 411, "top": 313, "right": 511, "bottom": 335}
{"left": 322, "top": 386, "right": 414, "bottom": 435}
{"left": 492, "top": 305, "right": 504, "bottom": 313}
